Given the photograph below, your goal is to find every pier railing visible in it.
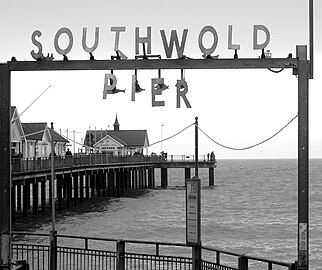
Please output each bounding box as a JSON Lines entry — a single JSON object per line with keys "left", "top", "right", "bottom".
{"left": 11, "top": 154, "right": 216, "bottom": 174}
{"left": 11, "top": 232, "right": 296, "bottom": 270}
{"left": 11, "top": 154, "right": 162, "bottom": 174}
{"left": 164, "top": 155, "right": 217, "bottom": 163}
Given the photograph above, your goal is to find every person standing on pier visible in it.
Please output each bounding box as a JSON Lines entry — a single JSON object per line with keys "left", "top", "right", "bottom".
{"left": 65, "top": 148, "right": 72, "bottom": 156}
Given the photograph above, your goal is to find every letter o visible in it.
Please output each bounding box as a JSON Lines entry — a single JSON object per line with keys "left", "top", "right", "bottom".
{"left": 198, "top": 26, "right": 218, "bottom": 56}
{"left": 54, "top": 27, "right": 73, "bottom": 55}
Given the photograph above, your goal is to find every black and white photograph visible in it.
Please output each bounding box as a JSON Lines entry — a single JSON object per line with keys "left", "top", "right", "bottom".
{"left": 0, "top": 0, "right": 321, "bottom": 269}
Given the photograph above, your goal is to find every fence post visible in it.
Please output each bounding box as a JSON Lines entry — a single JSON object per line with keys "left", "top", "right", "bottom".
{"left": 192, "top": 245, "right": 202, "bottom": 270}
{"left": 238, "top": 255, "right": 248, "bottom": 270}
{"left": 116, "top": 240, "right": 125, "bottom": 270}
{"left": 290, "top": 262, "right": 298, "bottom": 270}
{"left": 49, "top": 230, "right": 57, "bottom": 270}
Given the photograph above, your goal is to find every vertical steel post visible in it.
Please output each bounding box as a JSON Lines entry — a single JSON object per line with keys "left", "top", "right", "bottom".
{"left": 309, "top": 0, "right": 314, "bottom": 79}
{"left": 49, "top": 230, "right": 57, "bottom": 270}
{"left": 50, "top": 123, "right": 56, "bottom": 230}
{"left": 192, "top": 245, "right": 202, "bottom": 270}
{"left": 50, "top": 123, "right": 57, "bottom": 270}
{"left": 297, "top": 45, "right": 309, "bottom": 270}
{"left": 195, "top": 117, "right": 198, "bottom": 178}
{"left": 0, "top": 64, "right": 11, "bottom": 269}
{"left": 192, "top": 116, "right": 201, "bottom": 269}
{"left": 116, "top": 240, "right": 125, "bottom": 270}
{"left": 238, "top": 256, "right": 248, "bottom": 270}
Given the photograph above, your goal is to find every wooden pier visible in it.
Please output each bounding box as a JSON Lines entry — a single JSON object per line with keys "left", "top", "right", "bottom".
{"left": 11, "top": 154, "right": 217, "bottom": 222}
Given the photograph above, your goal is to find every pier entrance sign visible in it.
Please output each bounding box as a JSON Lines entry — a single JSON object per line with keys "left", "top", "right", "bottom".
{"left": 0, "top": 46, "right": 310, "bottom": 270}
{"left": 0, "top": 1, "right": 314, "bottom": 267}
{"left": 186, "top": 177, "right": 201, "bottom": 245}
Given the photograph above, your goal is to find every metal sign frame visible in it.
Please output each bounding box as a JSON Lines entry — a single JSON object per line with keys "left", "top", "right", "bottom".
{"left": 0, "top": 46, "right": 310, "bottom": 269}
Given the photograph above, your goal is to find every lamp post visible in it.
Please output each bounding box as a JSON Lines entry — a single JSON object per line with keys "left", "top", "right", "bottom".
{"left": 161, "top": 124, "right": 164, "bottom": 153}
{"left": 50, "top": 122, "right": 57, "bottom": 270}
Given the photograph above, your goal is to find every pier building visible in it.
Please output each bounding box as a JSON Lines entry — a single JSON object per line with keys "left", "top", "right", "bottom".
{"left": 84, "top": 115, "right": 149, "bottom": 156}
{"left": 10, "top": 106, "right": 69, "bottom": 158}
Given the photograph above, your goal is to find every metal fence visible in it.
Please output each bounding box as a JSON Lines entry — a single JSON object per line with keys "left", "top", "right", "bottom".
{"left": 11, "top": 232, "right": 296, "bottom": 270}
{"left": 11, "top": 154, "right": 217, "bottom": 175}
{"left": 11, "top": 154, "right": 162, "bottom": 174}
{"left": 164, "top": 155, "right": 216, "bottom": 163}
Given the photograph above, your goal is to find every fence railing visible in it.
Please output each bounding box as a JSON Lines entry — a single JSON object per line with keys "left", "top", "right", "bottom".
{"left": 11, "top": 154, "right": 217, "bottom": 175}
{"left": 164, "top": 155, "right": 217, "bottom": 163}
{"left": 11, "top": 232, "right": 296, "bottom": 270}
{"left": 11, "top": 154, "right": 162, "bottom": 174}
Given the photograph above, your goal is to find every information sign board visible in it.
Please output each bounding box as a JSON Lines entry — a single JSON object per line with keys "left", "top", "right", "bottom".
{"left": 186, "top": 177, "right": 201, "bottom": 245}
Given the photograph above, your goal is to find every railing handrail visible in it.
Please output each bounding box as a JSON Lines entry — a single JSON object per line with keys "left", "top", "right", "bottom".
{"left": 12, "top": 231, "right": 188, "bottom": 248}
{"left": 11, "top": 231, "right": 294, "bottom": 269}
{"left": 11, "top": 153, "right": 217, "bottom": 175}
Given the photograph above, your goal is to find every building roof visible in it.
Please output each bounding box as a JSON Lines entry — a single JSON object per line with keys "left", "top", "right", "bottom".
{"left": 22, "top": 123, "right": 48, "bottom": 141}
{"left": 22, "top": 122, "right": 69, "bottom": 143}
{"left": 49, "top": 129, "right": 69, "bottom": 143}
{"left": 11, "top": 106, "right": 17, "bottom": 120}
{"left": 84, "top": 129, "right": 149, "bottom": 147}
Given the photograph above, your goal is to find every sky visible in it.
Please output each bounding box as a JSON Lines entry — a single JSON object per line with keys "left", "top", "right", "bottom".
{"left": 0, "top": 0, "right": 321, "bottom": 159}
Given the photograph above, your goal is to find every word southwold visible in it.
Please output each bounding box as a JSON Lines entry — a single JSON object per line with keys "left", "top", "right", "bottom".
{"left": 30, "top": 25, "right": 271, "bottom": 108}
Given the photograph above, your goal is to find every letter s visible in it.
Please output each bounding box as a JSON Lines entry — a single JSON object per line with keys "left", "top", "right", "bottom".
{"left": 30, "top": 30, "right": 43, "bottom": 60}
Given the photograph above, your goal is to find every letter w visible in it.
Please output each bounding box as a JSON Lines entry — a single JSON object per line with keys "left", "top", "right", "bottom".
{"left": 160, "top": 29, "right": 188, "bottom": 58}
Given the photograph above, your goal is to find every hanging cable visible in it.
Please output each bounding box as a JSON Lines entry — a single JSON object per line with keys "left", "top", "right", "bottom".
{"left": 12, "top": 85, "right": 52, "bottom": 124}
{"left": 16, "top": 129, "right": 47, "bottom": 140}
{"left": 144, "top": 122, "right": 195, "bottom": 149}
{"left": 197, "top": 114, "right": 298, "bottom": 151}
{"left": 57, "top": 130, "right": 96, "bottom": 150}
{"left": 268, "top": 68, "right": 284, "bottom": 73}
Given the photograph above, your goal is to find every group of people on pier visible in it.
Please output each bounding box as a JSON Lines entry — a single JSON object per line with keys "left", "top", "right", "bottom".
{"left": 207, "top": 151, "right": 215, "bottom": 161}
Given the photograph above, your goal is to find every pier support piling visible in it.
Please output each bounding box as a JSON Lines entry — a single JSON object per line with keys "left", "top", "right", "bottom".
{"left": 209, "top": 168, "right": 215, "bottom": 186}
{"left": 73, "top": 173, "right": 79, "bottom": 206}
{"left": 41, "top": 181, "right": 46, "bottom": 213}
{"left": 22, "top": 182, "right": 29, "bottom": 216}
{"left": 17, "top": 184, "right": 22, "bottom": 212}
{"left": 85, "top": 172, "right": 90, "bottom": 200}
{"left": 148, "top": 168, "right": 153, "bottom": 188}
{"left": 161, "top": 168, "right": 168, "bottom": 188}
{"left": 11, "top": 186, "right": 16, "bottom": 222}
{"left": 90, "top": 173, "right": 95, "bottom": 199}
{"left": 32, "top": 181, "right": 39, "bottom": 215}
{"left": 79, "top": 172, "right": 84, "bottom": 202}
{"left": 185, "top": 168, "right": 191, "bottom": 181}
{"left": 57, "top": 175, "right": 63, "bottom": 211}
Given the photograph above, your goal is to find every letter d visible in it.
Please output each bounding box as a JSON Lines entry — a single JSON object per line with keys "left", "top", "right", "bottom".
{"left": 253, "top": 25, "right": 270, "bottom": 50}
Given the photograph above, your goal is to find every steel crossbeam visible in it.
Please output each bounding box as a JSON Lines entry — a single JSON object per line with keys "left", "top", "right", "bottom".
{"left": 7, "top": 58, "right": 297, "bottom": 71}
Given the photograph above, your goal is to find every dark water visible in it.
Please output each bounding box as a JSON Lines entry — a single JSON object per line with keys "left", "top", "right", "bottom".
{"left": 14, "top": 159, "right": 322, "bottom": 269}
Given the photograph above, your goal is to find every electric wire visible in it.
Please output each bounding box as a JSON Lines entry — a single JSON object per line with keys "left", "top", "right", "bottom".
{"left": 12, "top": 85, "right": 52, "bottom": 124}
{"left": 197, "top": 114, "right": 298, "bottom": 151}
{"left": 145, "top": 122, "right": 195, "bottom": 149}
{"left": 268, "top": 68, "right": 284, "bottom": 73}
{"left": 15, "top": 129, "right": 47, "bottom": 140}
{"left": 14, "top": 113, "right": 297, "bottom": 154}
{"left": 57, "top": 131, "right": 96, "bottom": 150}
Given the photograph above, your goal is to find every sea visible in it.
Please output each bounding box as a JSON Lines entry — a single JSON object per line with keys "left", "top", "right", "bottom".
{"left": 13, "top": 159, "right": 322, "bottom": 269}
